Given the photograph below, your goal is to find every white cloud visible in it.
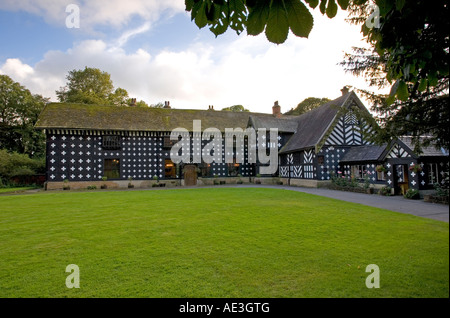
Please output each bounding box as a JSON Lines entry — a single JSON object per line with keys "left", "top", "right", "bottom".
{"left": 0, "top": 0, "right": 184, "bottom": 30}
{"left": 112, "top": 21, "right": 152, "bottom": 49}
{"left": 1, "top": 8, "right": 386, "bottom": 114}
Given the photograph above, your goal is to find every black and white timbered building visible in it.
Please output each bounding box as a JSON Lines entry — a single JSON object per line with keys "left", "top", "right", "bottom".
{"left": 36, "top": 88, "right": 448, "bottom": 194}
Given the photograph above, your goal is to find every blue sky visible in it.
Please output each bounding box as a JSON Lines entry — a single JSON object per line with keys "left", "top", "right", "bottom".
{"left": 0, "top": 1, "right": 385, "bottom": 113}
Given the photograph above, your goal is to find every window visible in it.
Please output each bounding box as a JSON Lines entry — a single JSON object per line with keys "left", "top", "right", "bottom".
{"left": 198, "top": 162, "right": 211, "bottom": 178}
{"left": 377, "top": 171, "right": 386, "bottom": 181}
{"left": 428, "top": 163, "right": 440, "bottom": 185}
{"left": 102, "top": 136, "right": 121, "bottom": 150}
{"left": 351, "top": 165, "right": 367, "bottom": 179}
{"left": 317, "top": 155, "right": 324, "bottom": 165}
{"left": 104, "top": 159, "right": 120, "bottom": 179}
{"left": 165, "top": 159, "right": 177, "bottom": 178}
{"left": 228, "top": 161, "right": 240, "bottom": 177}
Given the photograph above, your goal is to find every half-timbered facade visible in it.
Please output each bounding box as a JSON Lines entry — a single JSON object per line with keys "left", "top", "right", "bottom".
{"left": 36, "top": 89, "right": 448, "bottom": 193}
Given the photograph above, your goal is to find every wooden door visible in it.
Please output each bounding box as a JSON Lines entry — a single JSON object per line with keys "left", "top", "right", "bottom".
{"left": 184, "top": 164, "right": 197, "bottom": 186}
{"left": 394, "top": 164, "right": 409, "bottom": 195}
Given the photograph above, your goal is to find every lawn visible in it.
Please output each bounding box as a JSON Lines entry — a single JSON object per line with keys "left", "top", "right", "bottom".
{"left": 0, "top": 187, "right": 36, "bottom": 194}
{"left": 0, "top": 188, "right": 448, "bottom": 298}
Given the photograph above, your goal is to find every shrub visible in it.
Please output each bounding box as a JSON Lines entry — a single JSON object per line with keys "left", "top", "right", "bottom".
{"left": 379, "top": 186, "right": 392, "bottom": 196}
{"left": 404, "top": 189, "right": 420, "bottom": 200}
{"left": 434, "top": 180, "right": 449, "bottom": 197}
{"left": 87, "top": 185, "right": 97, "bottom": 190}
{"left": 0, "top": 149, "right": 45, "bottom": 179}
{"left": 375, "top": 165, "right": 386, "bottom": 172}
{"left": 62, "top": 179, "right": 70, "bottom": 190}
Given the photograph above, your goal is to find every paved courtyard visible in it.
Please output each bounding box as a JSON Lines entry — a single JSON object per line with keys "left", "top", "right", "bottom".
{"left": 234, "top": 184, "right": 449, "bottom": 222}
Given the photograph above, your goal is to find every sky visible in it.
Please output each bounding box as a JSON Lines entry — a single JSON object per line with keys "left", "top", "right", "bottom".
{"left": 0, "top": 0, "right": 387, "bottom": 114}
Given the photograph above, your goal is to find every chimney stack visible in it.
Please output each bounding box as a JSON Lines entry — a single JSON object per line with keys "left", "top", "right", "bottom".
{"left": 341, "top": 86, "right": 350, "bottom": 96}
{"left": 272, "top": 101, "right": 281, "bottom": 118}
{"left": 164, "top": 101, "right": 171, "bottom": 109}
{"left": 208, "top": 105, "right": 214, "bottom": 110}
{"left": 129, "top": 98, "right": 136, "bottom": 106}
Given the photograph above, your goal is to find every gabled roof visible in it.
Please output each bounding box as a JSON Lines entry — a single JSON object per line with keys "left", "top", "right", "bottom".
{"left": 35, "top": 103, "right": 276, "bottom": 132}
{"left": 399, "top": 136, "right": 448, "bottom": 157}
{"left": 279, "top": 92, "right": 355, "bottom": 153}
{"left": 340, "top": 137, "right": 448, "bottom": 163}
{"left": 340, "top": 144, "right": 387, "bottom": 162}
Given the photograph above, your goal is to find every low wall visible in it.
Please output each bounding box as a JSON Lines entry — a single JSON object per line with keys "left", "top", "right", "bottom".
{"left": 281, "top": 178, "right": 329, "bottom": 188}
{"left": 45, "top": 179, "right": 181, "bottom": 190}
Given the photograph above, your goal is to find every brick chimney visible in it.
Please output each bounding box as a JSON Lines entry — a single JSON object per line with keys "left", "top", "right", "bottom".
{"left": 341, "top": 86, "right": 350, "bottom": 96}
{"left": 164, "top": 101, "right": 171, "bottom": 109}
{"left": 272, "top": 101, "right": 281, "bottom": 118}
{"left": 208, "top": 105, "right": 214, "bottom": 110}
{"left": 129, "top": 98, "right": 136, "bottom": 106}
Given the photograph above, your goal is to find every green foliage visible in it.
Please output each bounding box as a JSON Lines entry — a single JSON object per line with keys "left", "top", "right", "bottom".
{"left": 434, "top": 180, "right": 449, "bottom": 198}
{"left": 363, "top": 172, "right": 372, "bottom": 190}
{"left": 0, "top": 75, "right": 47, "bottom": 157}
{"left": 284, "top": 97, "right": 331, "bottom": 115}
{"left": 404, "top": 189, "right": 420, "bottom": 200}
{"left": 55, "top": 67, "right": 150, "bottom": 108}
{"left": 221, "top": 104, "right": 249, "bottom": 112}
{"left": 108, "top": 88, "right": 129, "bottom": 106}
{"left": 87, "top": 185, "right": 97, "bottom": 190}
{"left": 149, "top": 102, "right": 165, "bottom": 108}
{"left": 56, "top": 67, "right": 115, "bottom": 104}
{"left": 0, "top": 149, "right": 45, "bottom": 181}
{"left": 185, "top": 0, "right": 349, "bottom": 44}
{"left": 379, "top": 186, "right": 392, "bottom": 196}
{"left": 330, "top": 171, "right": 359, "bottom": 188}
{"left": 342, "top": 0, "right": 449, "bottom": 150}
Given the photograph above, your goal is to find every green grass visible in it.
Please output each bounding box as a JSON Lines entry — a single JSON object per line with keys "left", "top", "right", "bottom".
{"left": 0, "top": 188, "right": 448, "bottom": 298}
{"left": 0, "top": 187, "right": 37, "bottom": 194}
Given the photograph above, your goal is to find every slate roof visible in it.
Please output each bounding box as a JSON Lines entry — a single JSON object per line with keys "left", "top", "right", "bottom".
{"left": 35, "top": 103, "right": 277, "bottom": 132}
{"left": 340, "top": 137, "right": 448, "bottom": 163}
{"left": 399, "top": 136, "right": 448, "bottom": 157}
{"left": 248, "top": 115, "right": 298, "bottom": 133}
{"left": 279, "top": 92, "right": 352, "bottom": 153}
{"left": 340, "top": 144, "right": 387, "bottom": 162}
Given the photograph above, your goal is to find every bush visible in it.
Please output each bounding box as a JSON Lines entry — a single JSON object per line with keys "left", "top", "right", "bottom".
{"left": 0, "top": 149, "right": 45, "bottom": 179}
{"left": 434, "top": 181, "right": 449, "bottom": 198}
{"left": 379, "top": 186, "right": 392, "bottom": 196}
{"left": 404, "top": 189, "right": 420, "bottom": 200}
{"left": 87, "top": 185, "right": 97, "bottom": 190}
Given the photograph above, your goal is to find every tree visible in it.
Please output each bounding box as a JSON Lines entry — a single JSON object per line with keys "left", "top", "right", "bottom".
{"left": 149, "top": 102, "right": 165, "bottom": 108}
{"left": 284, "top": 97, "right": 330, "bottom": 115}
{"left": 185, "top": 0, "right": 350, "bottom": 44}
{"left": 341, "top": 0, "right": 449, "bottom": 151}
{"left": 186, "top": 1, "right": 449, "bottom": 150}
{"left": 0, "top": 149, "right": 45, "bottom": 183}
{"left": 56, "top": 67, "right": 152, "bottom": 107}
{"left": 108, "top": 87, "right": 129, "bottom": 106}
{"left": 0, "top": 74, "right": 48, "bottom": 157}
{"left": 221, "top": 104, "right": 249, "bottom": 112}
{"left": 56, "top": 67, "right": 115, "bottom": 104}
